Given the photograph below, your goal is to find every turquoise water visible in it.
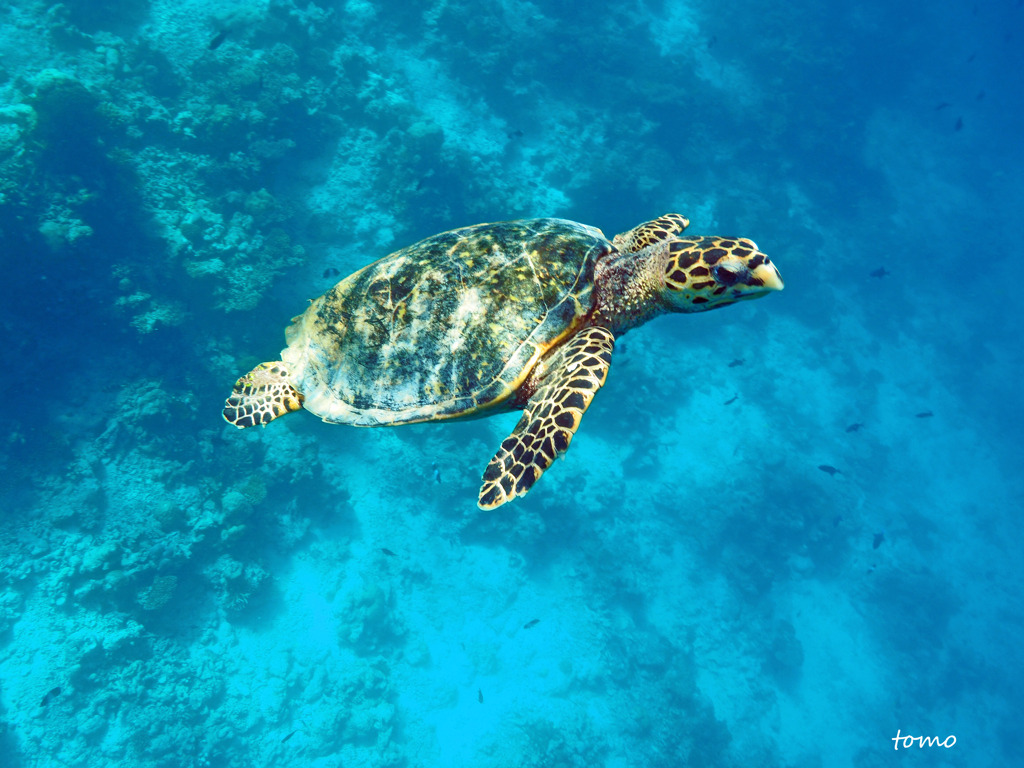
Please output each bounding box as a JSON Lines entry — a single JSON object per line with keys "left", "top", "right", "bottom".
{"left": 1, "top": 1, "right": 1021, "bottom": 766}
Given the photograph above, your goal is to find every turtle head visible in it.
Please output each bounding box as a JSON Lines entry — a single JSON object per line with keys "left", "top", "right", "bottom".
{"left": 660, "top": 236, "right": 783, "bottom": 313}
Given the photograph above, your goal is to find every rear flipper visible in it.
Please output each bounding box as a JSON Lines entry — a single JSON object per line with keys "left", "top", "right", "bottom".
{"left": 478, "top": 326, "right": 615, "bottom": 509}
{"left": 223, "top": 362, "right": 304, "bottom": 428}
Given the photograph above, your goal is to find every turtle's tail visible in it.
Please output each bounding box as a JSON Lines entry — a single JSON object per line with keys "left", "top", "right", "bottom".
{"left": 223, "top": 362, "right": 304, "bottom": 428}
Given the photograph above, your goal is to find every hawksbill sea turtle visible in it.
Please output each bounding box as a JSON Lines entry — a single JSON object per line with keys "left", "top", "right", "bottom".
{"left": 223, "top": 214, "right": 783, "bottom": 508}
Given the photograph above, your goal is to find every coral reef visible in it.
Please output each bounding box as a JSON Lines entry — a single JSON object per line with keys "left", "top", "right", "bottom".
{"left": 0, "top": 0, "right": 1020, "bottom": 767}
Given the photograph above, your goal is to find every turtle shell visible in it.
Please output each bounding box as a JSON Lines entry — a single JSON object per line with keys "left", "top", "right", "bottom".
{"left": 282, "top": 219, "right": 614, "bottom": 426}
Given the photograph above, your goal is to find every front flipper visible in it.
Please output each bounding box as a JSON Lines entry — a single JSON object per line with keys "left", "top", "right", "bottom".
{"left": 478, "top": 326, "right": 615, "bottom": 509}
{"left": 612, "top": 213, "right": 690, "bottom": 253}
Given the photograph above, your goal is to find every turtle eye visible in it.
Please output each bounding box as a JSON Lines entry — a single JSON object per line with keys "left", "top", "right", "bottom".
{"left": 712, "top": 264, "right": 741, "bottom": 286}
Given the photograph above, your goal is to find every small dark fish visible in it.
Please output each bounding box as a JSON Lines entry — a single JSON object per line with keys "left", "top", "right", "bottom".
{"left": 323, "top": 267, "right": 340, "bottom": 278}
{"left": 955, "top": 117, "right": 963, "bottom": 131}
{"left": 477, "top": 689, "right": 484, "bottom": 704}
{"left": 727, "top": 358, "right": 744, "bottom": 367}
{"left": 508, "top": 129, "right": 524, "bottom": 138}
{"left": 845, "top": 422, "right": 864, "bottom": 433}
{"left": 934, "top": 102, "right": 951, "bottom": 111}
{"left": 708, "top": 35, "right": 717, "bottom": 48}
{"left": 523, "top": 619, "right": 540, "bottom": 629}
{"left": 818, "top": 464, "right": 841, "bottom": 477}
{"left": 869, "top": 267, "right": 889, "bottom": 278}
{"left": 915, "top": 411, "right": 934, "bottom": 419}
{"left": 872, "top": 531, "right": 885, "bottom": 550}
{"left": 208, "top": 30, "right": 228, "bottom": 50}
{"left": 281, "top": 730, "right": 298, "bottom": 743}
{"left": 976, "top": 90, "right": 985, "bottom": 101}
{"left": 381, "top": 548, "right": 397, "bottom": 557}
{"left": 966, "top": 51, "right": 976, "bottom": 63}
{"left": 723, "top": 394, "right": 738, "bottom": 405}
{"left": 41, "top": 686, "right": 62, "bottom": 707}
{"left": 832, "top": 514, "right": 843, "bottom": 528}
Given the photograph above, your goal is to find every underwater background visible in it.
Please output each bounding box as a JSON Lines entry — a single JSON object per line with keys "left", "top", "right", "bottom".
{"left": 1, "top": 0, "right": 1021, "bottom": 766}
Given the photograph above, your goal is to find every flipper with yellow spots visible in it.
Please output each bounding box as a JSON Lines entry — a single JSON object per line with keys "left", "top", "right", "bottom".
{"left": 478, "top": 326, "right": 615, "bottom": 509}
{"left": 223, "top": 362, "right": 304, "bottom": 428}
{"left": 612, "top": 213, "right": 690, "bottom": 253}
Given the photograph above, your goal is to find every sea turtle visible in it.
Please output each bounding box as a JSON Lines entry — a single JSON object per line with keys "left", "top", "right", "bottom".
{"left": 223, "top": 214, "right": 783, "bottom": 508}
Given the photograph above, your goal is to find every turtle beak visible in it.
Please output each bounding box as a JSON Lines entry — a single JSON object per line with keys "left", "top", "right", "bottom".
{"left": 749, "top": 261, "right": 784, "bottom": 292}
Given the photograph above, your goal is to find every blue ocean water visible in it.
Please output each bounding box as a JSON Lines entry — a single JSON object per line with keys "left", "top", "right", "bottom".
{"left": 1, "top": 0, "right": 1021, "bottom": 765}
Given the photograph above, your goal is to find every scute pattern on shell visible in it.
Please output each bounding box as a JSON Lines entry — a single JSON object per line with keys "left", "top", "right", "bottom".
{"left": 283, "top": 219, "right": 612, "bottom": 426}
